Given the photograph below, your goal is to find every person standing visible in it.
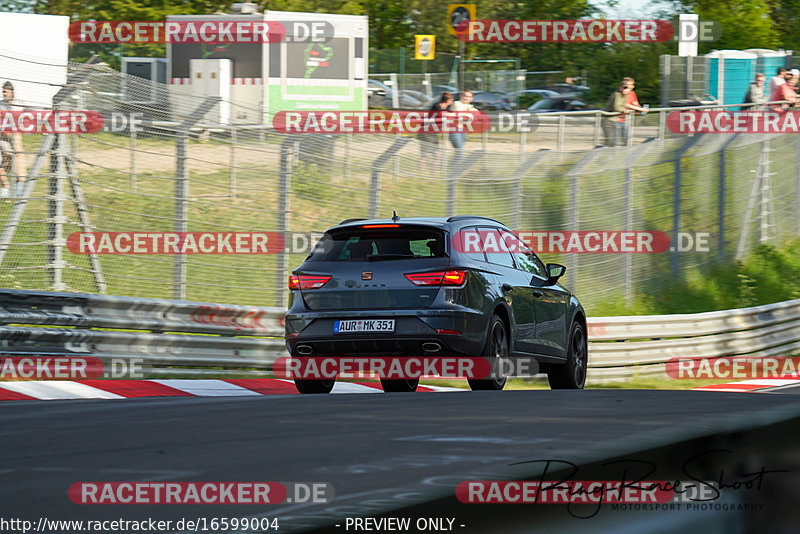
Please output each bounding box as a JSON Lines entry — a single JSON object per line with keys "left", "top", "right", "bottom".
{"left": 418, "top": 91, "right": 453, "bottom": 171}
{"left": 771, "top": 74, "right": 798, "bottom": 110}
{"left": 603, "top": 78, "right": 645, "bottom": 146}
{"left": 768, "top": 67, "right": 790, "bottom": 100}
{"left": 742, "top": 73, "right": 767, "bottom": 111}
{"left": 448, "top": 90, "right": 476, "bottom": 151}
{"left": 0, "top": 82, "right": 26, "bottom": 198}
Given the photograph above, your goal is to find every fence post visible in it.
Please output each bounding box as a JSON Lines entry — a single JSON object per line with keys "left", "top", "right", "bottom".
{"left": 47, "top": 133, "right": 68, "bottom": 291}
{"left": 173, "top": 97, "right": 220, "bottom": 300}
{"left": 369, "top": 138, "right": 411, "bottom": 218}
{"left": 796, "top": 134, "right": 800, "bottom": 236}
{"left": 130, "top": 127, "right": 137, "bottom": 192}
{"left": 482, "top": 129, "right": 488, "bottom": 169}
{"left": 593, "top": 112, "right": 601, "bottom": 147}
{"left": 718, "top": 137, "right": 731, "bottom": 263}
{"left": 624, "top": 164, "right": 633, "bottom": 304}
{"left": 229, "top": 125, "right": 237, "bottom": 199}
{"left": 567, "top": 169, "right": 578, "bottom": 290}
{"left": 276, "top": 139, "right": 292, "bottom": 308}
{"left": 345, "top": 133, "right": 352, "bottom": 180}
{"left": 557, "top": 114, "right": 565, "bottom": 153}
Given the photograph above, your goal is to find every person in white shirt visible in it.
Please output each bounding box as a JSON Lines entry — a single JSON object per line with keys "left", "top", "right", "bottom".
{"left": 768, "top": 67, "right": 790, "bottom": 101}
{"left": 449, "top": 90, "right": 476, "bottom": 151}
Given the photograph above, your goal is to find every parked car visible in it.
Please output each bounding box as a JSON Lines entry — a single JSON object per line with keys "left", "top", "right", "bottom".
{"left": 285, "top": 215, "right": 588, "bottom": 394}
{"left": 367, "top": 79, "right": 426, "bottom": 109}
{"left": 407, "top": 84, "right": 459, "bottom": 100}
{"left": 468, "top": 91, "right": 512, "bottom": 111}
{"left": 527, "top": 97, "right": 594, "bottom": 113}
{"left": 509, "top": 89, "right": 561, "bottom": 110}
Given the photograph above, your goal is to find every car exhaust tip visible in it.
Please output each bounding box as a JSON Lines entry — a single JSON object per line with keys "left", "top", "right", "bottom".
{"left": 296, "top": 345, "right": 313, "bottom": 355}
{"left": 422, "top": 342, "right": 442, "bottom": 353}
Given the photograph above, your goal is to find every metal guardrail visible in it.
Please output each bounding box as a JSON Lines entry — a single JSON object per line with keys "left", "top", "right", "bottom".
{"left": 0, "top": 288, "right": 287, "bottom": 376}
{"left": 587, "top": 298, "right": 800, "bottom": 381}
{"left": 1, "top": 288, "right": 799, "bottom": 382}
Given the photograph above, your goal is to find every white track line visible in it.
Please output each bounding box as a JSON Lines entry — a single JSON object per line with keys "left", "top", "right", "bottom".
{"left": 0, "top": 381, "right": 124, "bottom": 400}
{"left": 150, "top": 379, "right": 262, "bottom": 397}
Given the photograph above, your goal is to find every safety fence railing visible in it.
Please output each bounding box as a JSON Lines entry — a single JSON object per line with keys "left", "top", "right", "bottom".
{"left": 1, "top": 288, "right": 798, "bottom": 384}
{"left": 1, "top": 50, "right": 800, "bottom": 315}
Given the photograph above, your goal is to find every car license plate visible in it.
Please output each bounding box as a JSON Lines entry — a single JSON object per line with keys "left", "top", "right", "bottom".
{"left": 333, "top": 319, "right": 395, "bottom": 333}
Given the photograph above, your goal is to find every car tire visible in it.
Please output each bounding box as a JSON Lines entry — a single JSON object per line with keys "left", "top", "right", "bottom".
{"left": 468, "top": 315, "right": 508, "bottom": 391}
{"left": 547, "top": 321, "right": 588, "bottom": 390}
{"left": 294, "top": 378, "right": 336, "bottom": 394}
{"left": 380, "top": 378, "right": 419, "bottom": 393}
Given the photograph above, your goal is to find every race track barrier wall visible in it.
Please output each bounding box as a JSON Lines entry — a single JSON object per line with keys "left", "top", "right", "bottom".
{"left": 1, "top": 288, "right": 799, "bottom": 382}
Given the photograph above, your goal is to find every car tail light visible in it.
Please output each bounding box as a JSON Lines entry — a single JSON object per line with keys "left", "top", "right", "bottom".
{"left": 361, "top": 224, "right": 400, "bottom": 228}
{"left": 436, "top": 329, "right": 462, "bottom": 335}
{"left": 405, "top": 270, "right": 467, "bottom": 286}
{"left": 288, "top": 274, "right": 331, "bottom": 290}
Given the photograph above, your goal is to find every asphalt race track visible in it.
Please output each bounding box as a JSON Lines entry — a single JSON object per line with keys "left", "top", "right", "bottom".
{"left": 2, "top": 390, "right": 800, "bottom": 534}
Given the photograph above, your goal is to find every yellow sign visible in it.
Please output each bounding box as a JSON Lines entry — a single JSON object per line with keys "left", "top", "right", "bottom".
{"left": 447, "top": 4, "right": 476, "bottom": 35}
{"left": 415, "top": 35, "right": 435, "bottom": 60}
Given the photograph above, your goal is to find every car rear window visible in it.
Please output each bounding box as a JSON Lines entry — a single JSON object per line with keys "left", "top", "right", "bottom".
{"left": 306, "top": 227, "right": 446, "bottom": 262}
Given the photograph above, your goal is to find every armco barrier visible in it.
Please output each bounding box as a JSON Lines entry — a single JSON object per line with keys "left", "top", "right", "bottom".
{"left": 0, "top": 288, "right": 287, "bottom": 376}
{"left": 1, "top": 288, "right": 799, "bottom": 382}
{"left": 588, "top": 298, "right": 800, "bottom": 381}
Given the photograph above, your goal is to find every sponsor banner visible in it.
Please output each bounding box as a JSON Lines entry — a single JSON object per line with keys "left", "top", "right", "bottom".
{"left": 67, "top": 232, "right": 284, "bottom": 255}
{"left": 458, "top": 20, "right": 674, "bottom": 43}
{"left": 273, "top": 356, "right": 539, "bottom": 380}
{"left": 667, "top": 356, "right": 800, "bottom": 379}
{"left": 0, "top": 110, "right": 103, "bottom": 134}
{"left": 272, "top": 111, "right": 491, "bottom": 134}
{"left": 456, "top": 481, "right": 675, "bottom": 503}
{"left": 68, "top": 20, "right": 287, "bottom": 44}
{"left": 667, "top": 111, "right": 800, "bottom": 134}
{"left": 452, "top": 230, "right": 673, "bottom": 255}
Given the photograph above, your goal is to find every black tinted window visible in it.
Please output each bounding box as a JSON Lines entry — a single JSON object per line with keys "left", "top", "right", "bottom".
{"left": 482, "top": 228, "right": 515, "bottom": 268}
{"left": 455, "top": 226, "right": 486, "bottom": 262}
{"left": 307, "top": 228, "right": 446, "bottom": 261}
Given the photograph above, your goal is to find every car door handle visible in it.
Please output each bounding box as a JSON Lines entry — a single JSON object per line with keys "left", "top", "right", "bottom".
{"left": 501, "top": 283, "right": 513, "bottom": 292}
{"left": 532, "top": 291, "right": 543, "bottom": 298}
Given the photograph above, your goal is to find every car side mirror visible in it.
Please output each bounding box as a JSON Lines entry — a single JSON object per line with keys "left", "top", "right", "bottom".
{"left": 546, "top": 263, "right": 566, "bottom": 284}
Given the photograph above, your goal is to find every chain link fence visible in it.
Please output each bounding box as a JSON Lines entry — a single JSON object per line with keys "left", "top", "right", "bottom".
{"left": 0, "top": 50, "right": 798, "bottom": 316}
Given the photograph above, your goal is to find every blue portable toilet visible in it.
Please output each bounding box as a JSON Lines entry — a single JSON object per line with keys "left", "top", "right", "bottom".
{"left": 745, "top": 49, "right": 791, "bottom": 79}
{"left": 706, "top": 50, "right": 757, "bottom": 106}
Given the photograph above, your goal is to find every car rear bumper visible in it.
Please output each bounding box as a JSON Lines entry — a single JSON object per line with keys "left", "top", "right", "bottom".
{"left": 285, "top": 310, "right": 486, "bottom": 357}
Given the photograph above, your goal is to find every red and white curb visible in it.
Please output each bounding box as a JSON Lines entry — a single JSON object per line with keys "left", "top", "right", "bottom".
{"left": 0, "top": 379, "right": 463, "bottom": 401}
{"left": 694, "top": 376, "right": 800, "bottom": 392}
